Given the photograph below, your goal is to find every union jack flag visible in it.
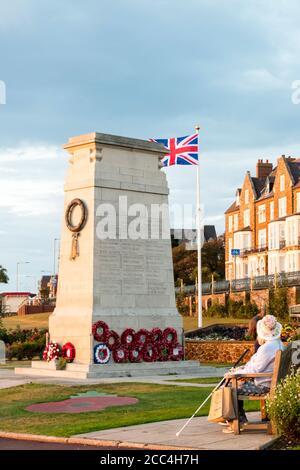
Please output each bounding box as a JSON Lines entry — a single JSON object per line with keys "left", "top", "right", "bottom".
{"left": 151, "top": 133, "right": 198, "bottom": 167}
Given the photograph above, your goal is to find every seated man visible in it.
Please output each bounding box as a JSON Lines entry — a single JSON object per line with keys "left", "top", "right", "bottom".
{"left": 223, "top": 314, "right": 284, "bottom": 433}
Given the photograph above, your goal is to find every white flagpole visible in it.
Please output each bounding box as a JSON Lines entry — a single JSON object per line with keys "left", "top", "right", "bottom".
{"left": 195, "top": 125, "right": 202, "bottom": 328}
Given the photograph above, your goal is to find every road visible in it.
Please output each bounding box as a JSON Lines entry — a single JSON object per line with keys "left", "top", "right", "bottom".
{"left": 0, "top": 438, "right": 135, "bottom": 450}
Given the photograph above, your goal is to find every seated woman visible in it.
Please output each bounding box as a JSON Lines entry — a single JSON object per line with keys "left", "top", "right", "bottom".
{"left": 223, "top": 314, "right": 284, "bottom": 433}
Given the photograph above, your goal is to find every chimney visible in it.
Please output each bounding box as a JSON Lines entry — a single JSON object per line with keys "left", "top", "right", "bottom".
{"left": 256, "top": 159, "right": 273, "bottom": 178}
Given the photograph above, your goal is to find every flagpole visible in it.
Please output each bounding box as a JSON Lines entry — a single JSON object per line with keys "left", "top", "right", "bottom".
{"left": 195, "top": 125, "right": 202, "bottom": 328}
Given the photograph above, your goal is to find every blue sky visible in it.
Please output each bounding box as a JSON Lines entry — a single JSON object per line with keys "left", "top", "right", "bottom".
{"left": 1, "top": 0, "right": 300, "bottom": 291}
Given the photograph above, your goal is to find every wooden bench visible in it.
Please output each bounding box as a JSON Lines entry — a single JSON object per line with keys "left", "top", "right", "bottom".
{"left": 228, "top": 342, "right": 294, "bottom": 435}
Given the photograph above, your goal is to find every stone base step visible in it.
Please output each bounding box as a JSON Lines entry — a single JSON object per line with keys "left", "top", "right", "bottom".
{"left": 16, "top": 360, "right": 205, "bottom": 379}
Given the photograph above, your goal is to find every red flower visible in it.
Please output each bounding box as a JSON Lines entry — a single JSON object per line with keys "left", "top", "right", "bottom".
{"left": 128, "top": 346, "right": 142, "bottom": 363}
{"left": 142, "top": 343, "right": 158, "bottom": 362}
{"left": 169, "top": 343, "right": 184, "bottom": 361}
{"left": 61, "top": 342, "right": 76, "bottom": 363}
{"left": 162, "top": 327, "right": 178, "bottom": 345}
{"left": 112, "top": 346, "right": 129, "bottom": 363}
{"left": 151, "top": 327, "right": 163, "bottom": 343}
{"left": 157, "top": 341, "right": 171, "bottom": 362}
{"left": 43, "top": 342, "right": 61, "bottom": 362}
{"left": 92, "top": 321, "right": 109, "bottom": 342}
{"left": 121, "top": 328, "right": 136, "bottom": 346}
{"left": 106, "top": 330, "right": 120, "bottom": 351}
{"left": 134, "top": 329, "right": 150, "bottom": 348}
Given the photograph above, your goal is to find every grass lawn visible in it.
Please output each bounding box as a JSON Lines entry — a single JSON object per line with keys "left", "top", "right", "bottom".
{"left": 183, "top": 316, "right": 249, "bottom": 331}
{"left": 168, "top": 377, "right": 221, "bottom": 384}
{"left": 2, "top": 314, "right": 249, "bottom": 332}
{"left": 1, "top": 313, "right": 50, "bottom": 330}
{"left": 0, "top": 382, "right": 260, "bottom": 437}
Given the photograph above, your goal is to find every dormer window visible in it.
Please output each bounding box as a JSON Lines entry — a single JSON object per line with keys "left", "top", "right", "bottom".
{"left": 244, "top": 189, "right": 249, "bottom": 204}
{"left": 280, "top": 174, "right": 285, "bottom": 192}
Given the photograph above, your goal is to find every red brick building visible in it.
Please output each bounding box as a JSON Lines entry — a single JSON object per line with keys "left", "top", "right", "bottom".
{"left": 225, "top": 156, "right": 300, "bottom": 280}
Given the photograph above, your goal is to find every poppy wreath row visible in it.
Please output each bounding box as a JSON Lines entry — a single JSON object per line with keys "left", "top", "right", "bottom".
{"left": 112, "top": 341, "right": 184, "bottom": 363}
{"left": 92, "top": 321, "right": 183, "bottom": 363}
{"left": 43, "top": 341, "right": 76, "bottom": 363}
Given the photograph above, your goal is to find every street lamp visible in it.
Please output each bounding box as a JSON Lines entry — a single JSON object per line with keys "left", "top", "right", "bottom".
{"left": 16, "top": 261, "right": 30, "bottom": 291}
{"left": 53, "top": 238, "right": 60, "bottom": 275}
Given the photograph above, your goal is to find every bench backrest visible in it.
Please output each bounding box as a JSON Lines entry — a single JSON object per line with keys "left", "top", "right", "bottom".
{"left": 270, "top": 343, "right": 293, "bottom": 397}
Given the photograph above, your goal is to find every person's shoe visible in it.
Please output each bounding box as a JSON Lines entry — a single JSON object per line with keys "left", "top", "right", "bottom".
{"left": 218, "top": 420, "right": 229, "bottom": 426}
{"left": 240, "top": 416, "right": 248, "bottom": 426}
{"left": 222, "top": 421, "right": 247, "bottom": 434}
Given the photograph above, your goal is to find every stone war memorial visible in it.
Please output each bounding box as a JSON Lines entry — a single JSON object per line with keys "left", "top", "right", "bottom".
{"left": 16, "top": 132, "right": 199, "bottom": 378}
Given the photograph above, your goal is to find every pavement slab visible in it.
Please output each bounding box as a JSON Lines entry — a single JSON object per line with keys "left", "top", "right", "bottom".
{"left": 74, "top": 413, "right": 273, "bottom": 450}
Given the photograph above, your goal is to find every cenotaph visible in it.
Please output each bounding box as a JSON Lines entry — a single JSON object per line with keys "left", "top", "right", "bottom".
{"left": 16, "top": 132, "right": 199, "bottom": 378}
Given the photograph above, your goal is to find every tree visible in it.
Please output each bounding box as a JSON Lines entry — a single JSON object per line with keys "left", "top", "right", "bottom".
{"left": 0, "top": 265, "right": 9, "bottom": 284}
{"left": 172, "top": 235, "right": 225, "bottom": 285}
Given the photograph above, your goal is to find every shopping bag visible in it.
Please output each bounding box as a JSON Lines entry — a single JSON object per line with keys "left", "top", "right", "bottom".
{"left": 207, "top": 387, "right": 236, "bottom": 423}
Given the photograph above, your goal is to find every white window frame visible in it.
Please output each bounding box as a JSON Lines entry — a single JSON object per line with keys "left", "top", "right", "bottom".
{"left": 270, "top": 201, "right": 274, "bottom": 221}
{"left": 234, "top": 213, "right": 238, "bottom": 231}
{"left": 243, "top": 209, "right": 250, "bottom": 228}
{"left": 258, "top": 204, "right": 266, "bottom": 223}
{"left": 228, "top": 215, "right": 233, "bottom": 232}
{"left": 244, "top": 189, "right": 249, "bottom": 205}
{"left": 280, "top": 174, "right": 285, "bottom": 192}
{"left": 258, "top": 229, "right": 266, "bottom": 249}
{"left": 278, "top": 197, "right": 287, "bottom": 218}
{"left": 297, "top": 193, "right": 300, "bottom": 213}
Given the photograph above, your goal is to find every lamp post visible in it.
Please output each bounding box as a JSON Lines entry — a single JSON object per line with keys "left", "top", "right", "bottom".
{"left": 53, "top": 238, "right": 60, "bottom": 275}
{"left": 16, "top": 261, "right": 30, "bottom": 291}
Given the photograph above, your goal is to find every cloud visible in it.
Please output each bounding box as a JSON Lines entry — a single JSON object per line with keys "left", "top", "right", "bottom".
{"left": 0, "top": 143, "right": 65, "bottom": 216}
{"left": 0, "top": 144, "right": 62, "bottom": 163}
{"left": 2, "top": 1, "right": 300, "bottom": 289}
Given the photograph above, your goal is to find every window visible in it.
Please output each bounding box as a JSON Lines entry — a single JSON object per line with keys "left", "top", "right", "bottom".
{"left": 297, "top": 193, "right": 300, "bottom": 213}
{"left": 258, "top": 229, "right": 266, "bottom": 249}
{"left": 234, "top": 213, "right": 238, "bottom": 231}
{"left": 244, "top": 189, "right": 249, "bottom": 204}
{"left": 278, "top": 197, "right": 287, "bottom": 217}
{"left": 280, "top": 174, "right": 285, "bottom": 192}
{"left": 228, "top": 238, "right": 232, "bottom": 260}
{"left": 270, "top": 201, "right": 274, "bottom": 221}
{"left": 243, "top": 209, "right": 250, "bottom": 227}
{"left": 228, "top": 215, "right": 233, "bottom": 232}
{"left": 268, "top": 224, "right": 275, "bottom": 250}
{"left": 258, "top": 204, "right": 266, "bottom": 223}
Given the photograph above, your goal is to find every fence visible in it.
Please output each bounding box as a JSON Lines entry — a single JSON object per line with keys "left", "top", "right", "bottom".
{"left": 175, "top": 270, "right": 300, "bottom": 295}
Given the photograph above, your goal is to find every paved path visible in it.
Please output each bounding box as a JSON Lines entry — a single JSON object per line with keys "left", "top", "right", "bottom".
{"left": 75, "top": 413, "right": 273, "bottom": 450}
{"left": 0, "top": 367, "right": 227, "bottom": 389}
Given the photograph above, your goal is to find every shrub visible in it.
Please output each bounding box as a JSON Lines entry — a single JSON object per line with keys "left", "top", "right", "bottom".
{"left": 0, "top": 326, "right": 47, "bottom": 345}
{"left": 5, "top": 337, "right": 46, "bottom": 361}
{"left": 268, "top": 288, "right": 289, "bottom": 320}
{"left": 266, "top": 373, "right": 300, "bottom": 441}
{"left": 238, "top": 301, "right": 259, "bottom": 319}
{"left": 205, "top": 303, "right": 227, "bottom": 318}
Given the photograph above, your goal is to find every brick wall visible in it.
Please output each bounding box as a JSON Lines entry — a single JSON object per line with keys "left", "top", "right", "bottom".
{"left": 185, "top": 340, "right": 255, "bottom": 363}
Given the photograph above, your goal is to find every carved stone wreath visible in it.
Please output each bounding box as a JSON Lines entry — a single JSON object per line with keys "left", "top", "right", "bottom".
{"left": 65, "top": 198, "right": 87, "bottom": 232}
{"left": 65, "top": 198, "right": 87, "bottom": 260}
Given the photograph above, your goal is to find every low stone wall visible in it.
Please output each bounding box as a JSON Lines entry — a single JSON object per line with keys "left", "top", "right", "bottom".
{"left": 185, "top": 340, "right": 255, "bottom": 363}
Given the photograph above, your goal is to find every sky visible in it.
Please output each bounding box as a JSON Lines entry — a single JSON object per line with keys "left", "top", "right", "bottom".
{"left": 1, "top": 0, "right": 300, "bottom": 292}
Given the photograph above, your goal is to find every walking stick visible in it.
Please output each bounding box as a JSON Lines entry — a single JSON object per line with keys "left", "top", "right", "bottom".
{"left": 175, "top": 348, "right": 250, "bottom": 437}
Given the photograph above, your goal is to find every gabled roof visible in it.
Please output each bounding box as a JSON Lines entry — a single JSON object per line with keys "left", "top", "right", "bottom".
{"left": 225, "top": 201, "right": 239, "bottom": 214}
